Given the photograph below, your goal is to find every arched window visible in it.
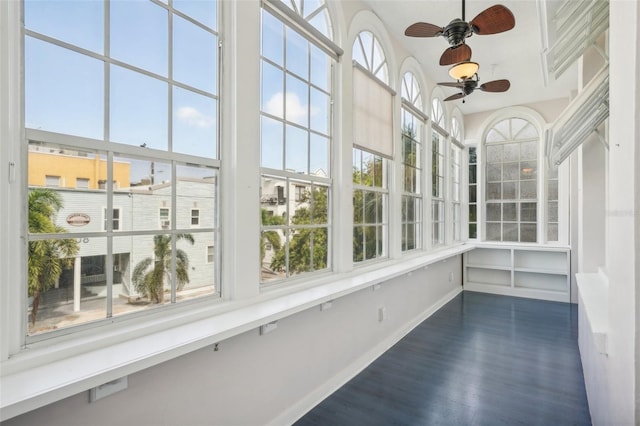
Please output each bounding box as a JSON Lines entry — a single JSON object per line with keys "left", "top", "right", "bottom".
{"left": 352, "top": 30, "right": 391, "bottom": 263}
{"left": 485, "top": 118, "right": 538, "bottom": 242}
{"left": 259, "top": 0, "right": 337, "bottom": 283}
{"left": 431, "top": 97, "right": 447, "bottom": 246}
{"left": 400, "top": 72, "right": 423, "bottom": 252}
{"left": 450, "top": 116, "right": 462, "bottom": 242}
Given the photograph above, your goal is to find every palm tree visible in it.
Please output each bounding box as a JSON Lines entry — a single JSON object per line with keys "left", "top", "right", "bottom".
{"left": 28, "top": 188, "right": 79, "bottom": 325}
{"left": 132, "top": 234, "right": 194, "bottom": 303}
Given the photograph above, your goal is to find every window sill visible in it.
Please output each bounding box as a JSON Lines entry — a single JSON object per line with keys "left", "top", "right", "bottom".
{"left": 0, "top": 243, "right": 473, "bottom": 422}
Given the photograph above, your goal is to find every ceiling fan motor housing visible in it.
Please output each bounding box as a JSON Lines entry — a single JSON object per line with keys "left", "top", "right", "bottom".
{"left": 444, "top": 19, "right": 472, "bottom": 46}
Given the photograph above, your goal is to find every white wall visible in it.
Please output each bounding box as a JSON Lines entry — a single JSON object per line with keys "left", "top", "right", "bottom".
{"left": 3, "top": 257, "right": 462, "bottom": 426}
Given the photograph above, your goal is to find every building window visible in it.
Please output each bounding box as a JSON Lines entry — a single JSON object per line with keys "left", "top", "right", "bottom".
{"left": 191, "top": 209, "right": 200, "bottom": 226}
{"left": 206, "top": 245, "right": 214, "bottom": 264}
{"left": 468, "top": 146, "right": 478, "bottom": 239}
{"left": 485, "top": 117, "right": 538, "bottom": 242}
{"left": 103, "top": 207, "right": 121, "bottom": 231}
{"left": 160, "top": 208, "right": 170, "bottom": 229}
{"left": 352, "top": 30, "right": 391, "bottom": 263}
{"left": 259, "top": 0, "right": 335, "bottom": 283}
{"left": 353, "top": 148, "right": 387, "bottom": 262}
{"left": 431, "top": 98, "right": 446, "bottom": 247}
{"left": 24, "top": 0, "right": 220, "bottom": 337}
{"left": 547, "top": 164, "right": 559, "bottom": 241}
{"left": 76, "top": 177, "right": 90, "bottom": 189}
{"left": 450, "top": 117, "right": 462, "bottom": 242}
{"left": 45, "top": 175, "right": 60, "bottom": 187}
{"left": 400, "top": 72, "right": 423, "bottom": 252}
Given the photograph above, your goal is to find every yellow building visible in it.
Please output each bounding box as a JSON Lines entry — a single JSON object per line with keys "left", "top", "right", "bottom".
{"left": 28, "top": 149, "right": 131, "bottom": 189}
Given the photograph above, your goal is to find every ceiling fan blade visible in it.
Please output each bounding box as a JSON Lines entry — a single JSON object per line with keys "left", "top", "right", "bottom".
{"left": 437, "top": 82, "right": 465, "bottom": 88}
{"left": 470, "top": 5, "right": 515, "bottom": 35}
{"left": 444, "top": 93, "right": 466, "bottom": 102}
{"left": 479, "top": 79, "right": 511, "bottom": 92}
{"left": 405, "top": 22, "right": 443, "bottom": 37}
{"left": 439, "top": 44, "right": 472, "bottom": 66}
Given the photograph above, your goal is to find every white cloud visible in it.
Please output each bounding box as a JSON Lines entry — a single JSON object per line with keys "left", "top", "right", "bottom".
{"left": 264, "top": 92, "right": 318, "bottom": 123}
{"left": 176, "top": 106, "right": 214, "bottom": 128}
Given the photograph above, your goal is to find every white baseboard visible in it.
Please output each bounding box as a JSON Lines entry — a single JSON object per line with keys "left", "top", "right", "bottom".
{"left": 269, "top": 286, "right": 462, "bottom": 426}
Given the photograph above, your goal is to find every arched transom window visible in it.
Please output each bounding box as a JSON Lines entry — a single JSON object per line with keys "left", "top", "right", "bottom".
{"left": 352, "top": 30, "right": 388, "bottom": 83}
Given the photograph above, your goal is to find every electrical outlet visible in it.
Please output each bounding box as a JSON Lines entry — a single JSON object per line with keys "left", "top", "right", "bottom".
{"left": 372, "top": 283, "right": 382, "bottom": 291}
{"left": 378, "top": 307, "right": 386, "bottom": 322}
{"left": 320, "top": 301, "right": 333, "bottom": 311}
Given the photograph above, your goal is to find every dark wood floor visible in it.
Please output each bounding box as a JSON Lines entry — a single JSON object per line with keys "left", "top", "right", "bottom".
{"left": 295, "top": 291, "right": 591, "bottom": 426}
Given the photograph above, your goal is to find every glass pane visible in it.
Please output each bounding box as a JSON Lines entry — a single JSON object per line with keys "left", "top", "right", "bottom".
{"left": 469, "top": 147, "right": 477, "bottom": 164}
{"left": 173, "top": 87, "right": 217, "bottom": 158}
{"left": 285, "top": 125, "right": 308, "bottom": 174}
{"left": 176, "top": 164, "right": 216, "bottom": 229}
{"left": 487, "top": 164, "right": 501, "bottom": 182}
{"left": 286, "top": 27, "right": 309, "bottom": 79}
{"left": 469, "top": 223, "right": 477, "bottom": 239}
{"left": 520, "top": 223, "right": 537, "bottom": 242}
{"left": 521, "top": 141, "right": 537, "bottom": 160}
{"left": 110, "top": 65, "right": 168, "bottom": 150}
{"left": 292, "top": 182, "right": 311, "bottom": 214}
{"left": 173, "top": 15, "right": 217, "bottom": 93}
{"left": 364, "top": 191, "right": 376, "bottom": 223}
{"left": 310, "top": 88, "right": 329, "bottom": 135}
{"left": 487, "top": 183, "right": 501, "bottom": 200}
{"left": 548, "top": 180, "right": 559, "bottom": 200}
{"left": 309, "top": 134, "right": 329, "bottom": 176}
{"left": 503, "top": 223, "right": 518, "bottom": 241}
{"left": 503, "top": 182, "right": 517, "bottom": 199}
{"left": 548, "top": 201, "right": 559, "bottom": 222}
{"left": 111, "top": 1, "right": 168, "bottom": 76}
{"left": 28, "top": 237, "right": 106, "bottom": 335}
{"left": 25, "top": 37, "right": 103, "bottom": 139}
{"left": 353, "top": 189, "right": 363, "bottom": 224}
{"left": 261, "top": 116, "right": 284, "bottom": 169}
{"left": 521, "top": 202, "right": 537, "bottom": 222}
{"left": 503, "top": 203, "right": 517, "bottom": 221}
{"left": 469, "top": 204, "right": 477, "bottom": 222}
{"left": 486, "top": 145, "right": 503, "bottom": 163}
{"left": 127, "top": 234, "right": 174, "bottom": 306}
{"left": 262, "top": 61, "right": 284, "bottom": 118}
{"left": 262, "top": 10, "right": 284, "bottom": 65}
{"left": 310, "top": 45, "right": 329, "bottom": 92}
{"left": 176, "top": 231, "right": 217, "bottom": 301}
{"left": 311, "top": 228, "right": 329, "bottom": 271}
{"left": 116, "top": 156, "right": 172, "bottom": 231}
{"left": 311, "top": 186, "right": 329, "bottom": 225}
{"left": 260, "top": 176, "right": 288, "bottom": 222}
{"left": 353, "top": 226, "right": 364, "bottom": 262}
{"left": 286, "top": 74, "right": 309, "bottom": 127}
{"left": 469, "top": 185, "right": 477, "bottom": 203}
{"left": 25, "top": 0, "right": 104, "bottom": 54}
{"left": 261, "top": 230, "right": 286, "bottom": 282}
{"left": 547, "top": 224, "right": 559, "bottom": 242}
{"left": 503, "top": 162, "right": 519, "bottom": 181}
{"left": 364, "top": 226, "right": 377, "bottom": 260}
{"left": 520, "top": 161, "right": 537, "bottom": 180}
{"left": 520, "top": 181, "right": 537, "bottom": 199}
{"left": 503, "top": 143, "right": 519, "bottom": 162}
{"left": 174, "top": 0, "right": 217, "bottom": 30}
{"left": 486, "top": 223, "right": 501, "bottom": 241}
{"left": 487, "top": 203, "right": 501, "bottom": 221}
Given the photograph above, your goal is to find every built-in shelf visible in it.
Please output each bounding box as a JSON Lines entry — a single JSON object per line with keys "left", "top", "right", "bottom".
{"left": 464, "top": 244, "right": 570, "bottom": 302}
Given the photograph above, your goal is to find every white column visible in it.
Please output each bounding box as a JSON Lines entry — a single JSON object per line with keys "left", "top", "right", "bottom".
{"left": 74, "top": 256, "right": 81, "bottom": 312}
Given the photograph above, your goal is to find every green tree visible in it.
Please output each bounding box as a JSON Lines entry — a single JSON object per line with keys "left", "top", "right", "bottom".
{"left": 28, "top": 188, "right": 79, "bottom": 325}
{"left": 260, "top": 208, "right": 285, "bottom": 267}
{"left": 132, "top": 234, "right": 194, "bottom": 303}
{"left": 353, "top": 151, "right": 383, "bottom": 262}
{"left": 270, "top": 188, "right": 328, "bottom": 274}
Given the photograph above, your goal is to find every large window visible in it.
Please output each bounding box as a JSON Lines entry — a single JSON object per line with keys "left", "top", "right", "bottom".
{"left": 450, "top": 117, "right": 462, "bottom": 242}
{"left": 352, "top": 30, "right": 391, "bottom": 263}
{"left": 468, "top": 146, "right": 478, "bottom": 239}
{"left": 400, "top": 72, "right": 423, "bottom": 252}
{"left": 484, "top": 118, "right": 538, "bottom": 242}
{"left": 259, "top": 1, "right": 335, "bottom": 283}
{"left": 24, "top": 0, "right": 220, "bottom": 337}
{"left": 431, "top": 98, "right": 446, "bottom": 246}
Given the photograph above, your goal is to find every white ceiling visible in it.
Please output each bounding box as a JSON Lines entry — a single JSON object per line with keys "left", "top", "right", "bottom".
{"left": 361, "top": 0, "right": 578, "bottom": 115}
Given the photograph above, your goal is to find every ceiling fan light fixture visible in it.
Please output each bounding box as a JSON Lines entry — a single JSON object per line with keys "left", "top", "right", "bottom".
{"left": 449, "top": 61, "right": 479, "bottom": 80}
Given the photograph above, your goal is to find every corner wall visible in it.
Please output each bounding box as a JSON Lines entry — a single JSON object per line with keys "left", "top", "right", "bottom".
{"left": 3, "top": 257, "right": 462, "bottom": 426}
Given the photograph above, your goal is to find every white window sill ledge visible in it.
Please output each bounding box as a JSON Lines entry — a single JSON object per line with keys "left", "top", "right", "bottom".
{"left": 576, "top": 269, "right": 609, "bottom": 355}
{"left": 0, "top": 244, "right": 473, "bottom": 422}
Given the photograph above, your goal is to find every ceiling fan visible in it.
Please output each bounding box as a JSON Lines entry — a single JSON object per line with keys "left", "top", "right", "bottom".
{"left": 404, "top": 0, "right": 515, "bottom": 66}
{"left": 438, "top": 73, "right": 510, "bottom": 102}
